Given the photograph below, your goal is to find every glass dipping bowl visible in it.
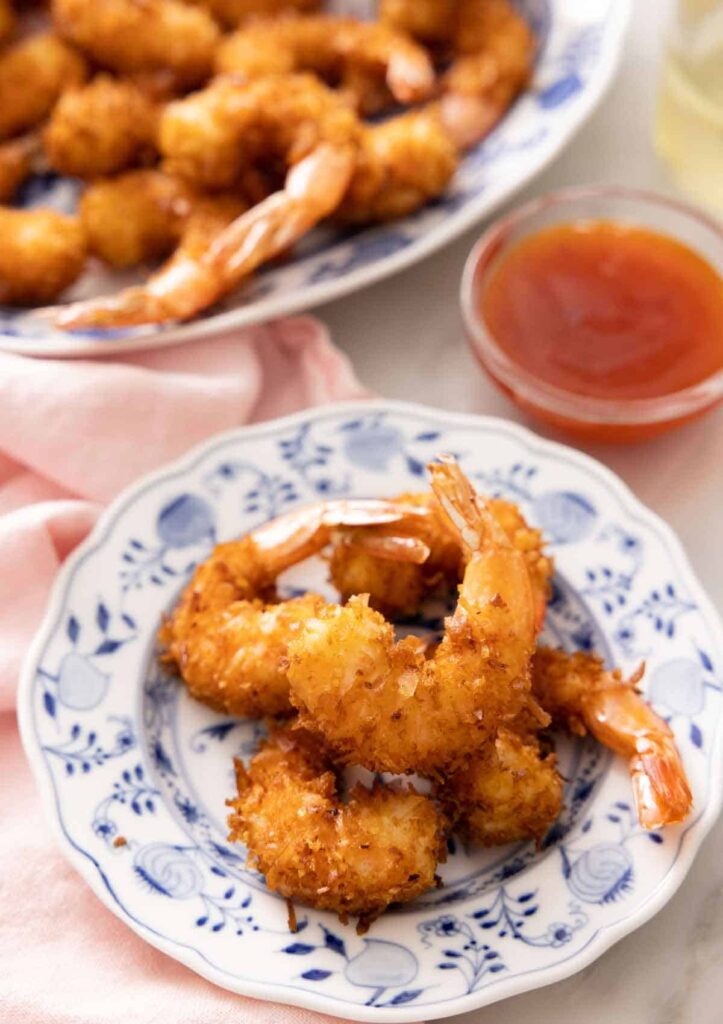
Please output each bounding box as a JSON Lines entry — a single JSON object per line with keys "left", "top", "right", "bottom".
{"left": 461, "top": 186, "right": 723, "bottom": 442}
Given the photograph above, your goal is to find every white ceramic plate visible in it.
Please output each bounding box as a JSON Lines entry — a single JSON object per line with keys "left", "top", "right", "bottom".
{"left": 19, "top": 401, "right": 723, "bottom": 1021}
{"left": 2, "top": 0, "right": 630, "bottom": 357}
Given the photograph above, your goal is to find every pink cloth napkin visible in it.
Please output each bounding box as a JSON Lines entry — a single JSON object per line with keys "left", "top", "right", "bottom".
{"left": 0, "top": 318, "right": 378, "bottom": 1024}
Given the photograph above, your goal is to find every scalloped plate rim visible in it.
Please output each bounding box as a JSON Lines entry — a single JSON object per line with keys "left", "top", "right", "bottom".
{"left": 18, "top": 399, "right": 723, "bottom": 1022}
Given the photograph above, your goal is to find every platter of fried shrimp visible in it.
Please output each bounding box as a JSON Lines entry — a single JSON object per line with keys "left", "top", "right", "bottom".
{"left": 20, "top": 402, "right": 723, "bottom": 1020}
{"left": 0, "top": 0, "right": 629, "bottom": 356}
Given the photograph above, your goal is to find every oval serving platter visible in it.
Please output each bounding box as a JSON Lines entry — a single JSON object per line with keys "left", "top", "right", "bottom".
{"left": 2, "top": 0, "right": 630, "bottom": 357}
{"left": 19, "top": 401, "right": 723, "bottom": 1021}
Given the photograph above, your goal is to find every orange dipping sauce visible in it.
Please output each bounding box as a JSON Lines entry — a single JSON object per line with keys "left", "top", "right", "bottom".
{"left": 479, "top": 221, "right": 723, "bottom": 403}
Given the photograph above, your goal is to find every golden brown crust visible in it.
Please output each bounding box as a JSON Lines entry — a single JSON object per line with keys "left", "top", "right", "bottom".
{"left": 52, "top": 0, "right": 219, "bottom": 86}
{"left": 0, "top": 207, "right": 86, "bottom": 304}
{"left": 0, "top": 33, "right": 87, "bottom": 142}
{"left": 164, "top": 593, "right": 325, "bottom": 718}
{"left": 227, "top": 724, "right": 447, "bottom": 919}
{"left": 159, "top": 73, "right": 362, "bottom": 192}
{"left": 439, "top": 728, "right": 563, "bottom": 846}
{"left": 44, "top": 75, "right": 159, "bottom": 179}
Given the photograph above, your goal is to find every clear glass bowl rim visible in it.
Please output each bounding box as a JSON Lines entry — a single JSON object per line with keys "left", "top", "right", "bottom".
{"left": 460, "top": 185, "right": 723, "bottom": 426}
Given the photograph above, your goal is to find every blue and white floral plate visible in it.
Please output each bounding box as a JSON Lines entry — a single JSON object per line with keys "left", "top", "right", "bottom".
{"left": 19, "top": 401, "right": 723, "bottom": 1022}
{"left": 3, "top": 0, "right": 630, "bottom": 357}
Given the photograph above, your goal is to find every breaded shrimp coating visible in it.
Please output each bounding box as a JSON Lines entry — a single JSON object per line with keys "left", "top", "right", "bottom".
{"left": 79, "top": 169, "right": 195, "bottom": 267}
{"left": 228, "top": 725, "right": 447, "bottom": 921}
{"left": 196, "top": 0, "right": 320, "bottom": 28}
{"left": 382, "top": 0, "right": 535, "bottom": 150}
{"left": 44, "top": 75, "right": 159, "bottom": 178}
{"left": 0, "top": 207, "right": 86, "bottom": 304}
{"left": 287, "top": 460, "right": 538, "bottom": 776}
{"left": 338, "top": 107, "right": 458, "bottom": 224}
{"left": 166, "top": 593, "right": 325, "bottom": 718}
{"left": 159, "top": 73, "right": 361, "bottom": 191}
{"left": 0, "top": 33, "right": 87, "bottom": 141}
{"left": 215, "top": 16, "right": 435, "bottom": 113}
{"left": 52, "top": 0, "right": 219, "bottom": 87}
{"left": 439, "top": 728, "right": 563, "bottom": 847}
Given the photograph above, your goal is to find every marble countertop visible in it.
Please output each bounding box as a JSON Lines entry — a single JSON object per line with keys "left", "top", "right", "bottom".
{"left": 314, "top": 1, "right": 723, "bottom": 1020}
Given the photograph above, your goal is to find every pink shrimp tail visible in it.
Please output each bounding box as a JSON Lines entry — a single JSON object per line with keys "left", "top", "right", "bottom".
{"left": 630, "top": 739, "right": 693, "bottom": 830}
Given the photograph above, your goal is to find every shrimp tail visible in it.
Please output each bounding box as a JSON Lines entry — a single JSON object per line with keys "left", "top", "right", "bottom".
{"left": 586, "top": 679, "right": 693, "bottom": 830}
{"left": 532, "top": 648, "right": 693, "bottom": 830}
{"left": 631, "top": 737, "right": 693, "bottom": 830}
{"left": 207, "top": 143, "right": 356, "bottom": 282}
{"left": 429, "top": 454, "right": 512, "bottom": 554}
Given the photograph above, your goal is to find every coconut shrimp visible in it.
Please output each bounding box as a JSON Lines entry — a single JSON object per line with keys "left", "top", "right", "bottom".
{"left": 441, "top": 0, "right": 535, "bottom": 150}
{"left": 439, "top": 726, "right": 563, "bottom": 847}
{"left": 329, "top": 490, "right": 552, "bottom": 631}
{"left": 77, "top": 169, "right": 237, "bottom": 269}
{"left": 228, "top": 724, "right": 447, "bottom": 923}
{"left": 0, "top": 33, "right": 87, "bottom": 142}
{"left": 532, "top": 647, "right": 693, "bottom": 829}
{"left": 287, "top": 457, "right": 538, "bottom": 776}
{"left": 44, "top": 75, "right": 160, "bottom": 178}
{"left": 0, "top": 207, "right": 87, "bottom": 304}
{"left": 54, "top": 76, "right": 359, "bottom": 328}
{"left": 215, "top": 15, "right": 436, "bottom": 114}
{"left": 52, "top": 0, "right": 219, "bottom": 88}
{"left": 160, "top": 496, "right": 431, "bottom": 718}
{"left": 56, "top": 188, "right": 249, "bottom": 326}
{"left": 158, "top": 73, "right": 361, "bottom": 191}
{"left": 0, "top": 134, "right": 41, "bottom": 203}
{"left": 381, "top": 0, "right": 535, "bottom": 151}
{"left": 337, "top": 105, "right": 459, "bottom": 224}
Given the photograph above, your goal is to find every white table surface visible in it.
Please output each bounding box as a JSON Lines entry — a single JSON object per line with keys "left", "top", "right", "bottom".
{"left": 315, "top": 1, "right": 723, "bottom": 1021}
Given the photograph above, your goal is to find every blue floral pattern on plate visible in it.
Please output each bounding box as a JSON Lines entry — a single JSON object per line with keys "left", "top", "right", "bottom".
{"left": 20, "top": 402, "right": 723, "bottom": 1022}
{"left": 1, "top": 0, "right": 630, "bottom": 357}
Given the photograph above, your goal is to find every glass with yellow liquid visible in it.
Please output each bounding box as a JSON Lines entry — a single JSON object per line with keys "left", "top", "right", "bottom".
{"left": 655, "top": 0, "right": 723, "bottom": 213}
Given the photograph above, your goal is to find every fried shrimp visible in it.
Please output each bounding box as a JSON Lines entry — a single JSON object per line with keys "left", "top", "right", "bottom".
{"left": 0, "top": 134, "right": 41, "bottom": 203}
{"left": 228, "top": 724, "right": 447, "bottom": 922}
{"left": 287, "top": 457, "right": 538, "bottom": 776}
{"left": 381, "top": 0, "right": 535, "bottom": 150}
{"left": 158, "top": 72, "right": 361, "bottom": 191}
{"left": 0, "top": 33, "right": 87, "bottom": 142}
{"left": 52, "top": 0, "right": 219, "bottom": 87}
{"left": 77, "top": 168, "right": 248, "bottom": 271}
{"left": 532, "top": 647, "right": 693, "bottom": 829}
{"left": 329, "top": 490, "right": 552, "bottom": 630}
{"left": 440, "top": 0, "right": 535, "bottom": 150}
{"left": 0, "top": 207, "right": 87, "bottom": 304}
{"left": 44, "top": 75, "right": 159, "bottom": 178}
{"left": 55, "top": 76, "right": 360, "bottom": 328}
{"left": 57, "top": 188, "right": 247, "bottom": 325}
{"left": 215, "top": 15, "right": 435, "bottom": 114}
{"left": 160, "top": 496, "right": 431, "bottom": 717}
{"left": 439, "top": 726, "right": 563, "bottom": 847}
{"left": 337, "top": 106, "right": 459, "bottom": 223}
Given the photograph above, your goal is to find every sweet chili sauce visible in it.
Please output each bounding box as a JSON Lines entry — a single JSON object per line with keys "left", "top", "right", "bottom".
{"left": 476, "top": 220, "right": 723, "bottom": 439}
